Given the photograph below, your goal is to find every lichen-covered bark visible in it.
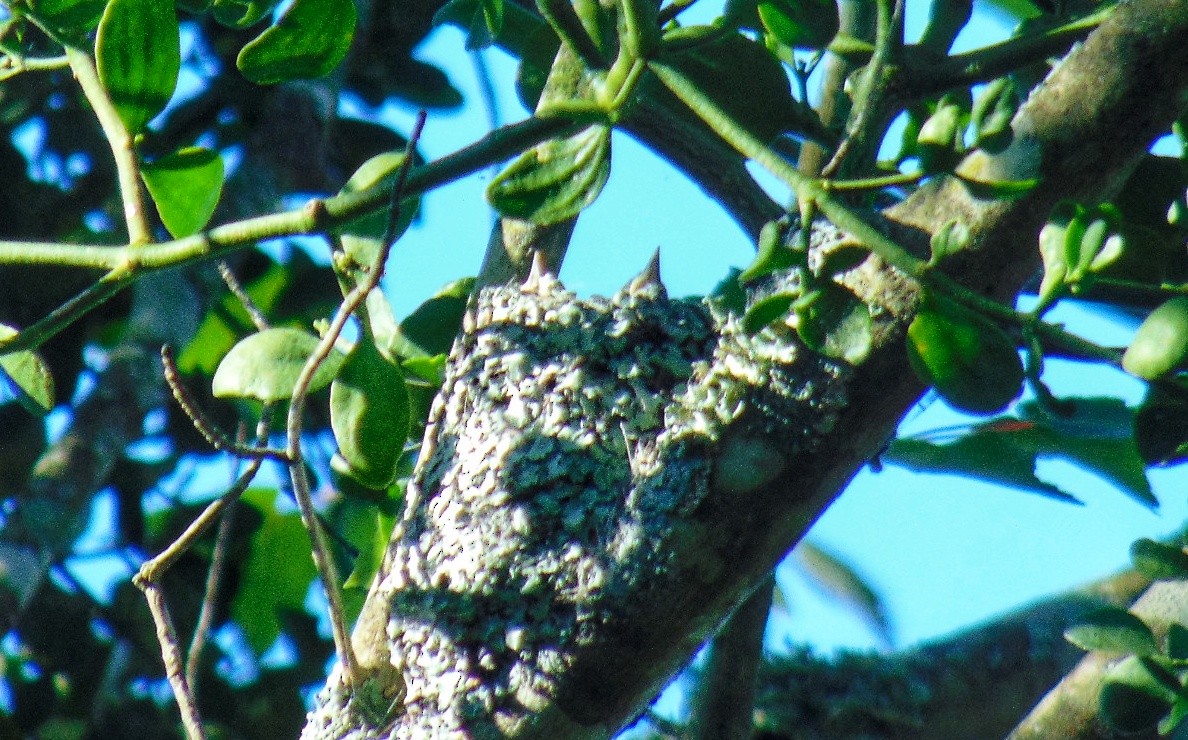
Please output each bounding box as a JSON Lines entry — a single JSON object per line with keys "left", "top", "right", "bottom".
{"left": 305, "top": 2, "right": 1188, "bottom": 737}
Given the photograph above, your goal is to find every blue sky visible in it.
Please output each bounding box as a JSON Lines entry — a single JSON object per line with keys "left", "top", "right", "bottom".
{"left": 364, "top": 0, "right": 1188, "bottom": 664}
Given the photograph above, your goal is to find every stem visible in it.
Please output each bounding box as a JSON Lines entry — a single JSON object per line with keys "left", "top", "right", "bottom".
{"left": 0, "top": 54, "right": 70, "bottom": 81}
{"left": 649, "top": 58, "right": 1122, "bottom": 366}
{"left": 0, "top": 113, "right": 582, "bottom": 355}
{"left": 536, "top": 0, "right": 607, "bottom": 69}
{"left": 284, "top": 113, "right": 425, "bottom": 694}
{"left": 64, "top": 45, "right": 152, "bottom": 246}
{"left": 822, "top": 170, "right": 923, "bottom": 192}
{"left": 139, "top": 583, "right": 209, "bottom": 740}
{"left": 185, "top": 489, "right": 237, "bottom": 694}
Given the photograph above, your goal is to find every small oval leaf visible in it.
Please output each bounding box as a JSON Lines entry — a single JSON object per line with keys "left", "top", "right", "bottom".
{"left": 95, "top": 0, "right": 180, "bottom": 134}
{"left": 1065, "top": 606, "right": 1158, "bottom": 656}
{"left": 1123, "top": 297, "right": 1188, "bottom": 381}
{"left": 330, "top": 335, "right": 410, "bottom": 490}
{"left": 236, "top": 0, "right": 356, "bottom": 85}
{"left": 212, "top": 327, "right": 344, "bottom": 402}
{"left": 755, "top": 0, "right": 838, "bottom": 50}
{"left": 142, "top": 147, "right": 224, "bottom": 238}
{"left": 742, "top": 291, "right": 795, "bottom": 335}
{"left": 1131, "top": 538, "right": 1188, "bottom": 581}
{"left": 0, "top": 325, "right": 55, "bottom": 415}
{"left": 906, "top": 294, "right": 1023, "bottom": 415}
{"left": 488, "top": 125, "right": 611, "bottom": 226}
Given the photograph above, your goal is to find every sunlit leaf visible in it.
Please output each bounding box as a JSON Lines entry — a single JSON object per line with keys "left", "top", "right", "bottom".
{"left": 1123, "top": 297, "right": 1188, "bottom": 381}
{"left": 141, "top": 147, "right": 224, "bottom": 238}
{"left": 95, "top": 0, "right": 180, "bottom": 133}
{"left": 231, "top": 488, "right": 318, "bottom": 654}
{"left": 236, "top": 0, "right": 356, "bottom": 85}
{"left": 739, "top": 219, "right": 799, "bottom": 284}
{"left": 905, "top": 293, "right": 1023, "bottom": 415}
{"left": 26, "top": 0, "right": 106, "bottom": 37}
{"left": 1065, "top": 607, "right": 1157, "bottom": 655}
{"left": 488, "top": 125, "right": 611, "bottom": 225}
{"left": 929, "top": 220, "right": 971, "bottom": 263}
{"left": 794, "top": 283, "right": 872, "bottom": 364}
{"left": 212, "top": 327, "right": 344, "bottom": 402}
{"left": 0, "top": 325, "right": 54, "bottom": 415}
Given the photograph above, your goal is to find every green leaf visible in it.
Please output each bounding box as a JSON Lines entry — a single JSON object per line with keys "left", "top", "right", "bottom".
{"left": 956, "top": 173, "right": 1039, "bottom": 200}
{"left": 211, "top": 0, "right": 277, "bottom": 28}
{"left": 488, "top": 125, "right": 611, "bottom": 226}
{"left": 1167, "top": 624, "right": 1188, "bottom": 661}
{"left": 742, "top": 291, "right": 795, "bottom": 335}
{"left": 95, "top": 0, "right": 180, "bottom": 134}
{"left": 883, "top": 398, "right": 1155, "bottom": 506}
{"left": 141, "top": 147, "right": 224, "bottom": 238}
{"left": 388, "top": 278, "right": 475, "bottom": 358}
{"left": 332, "top": 151, "right": 420, "bottom": 295}
{"left": 1131, "top": 539, "right": 1188, "bottom": 581}
{"left": 231, "top": 488, "right": 318, "bottom": 654}
{"left": 929, "top": 220, "right": 971, "bottom": 264}
{"left": 657, "top": 30, "right": 831, "bottom": 145}
{"left": 905, "top": 293, "right": 1023, "bottom": 415}
{"left": 342, "top": 510, "right": 397, "bottom": 623}
{"left": 1099, "top": 655, "right": 1178, "bottom": 734}
{"left": 236, "top": 0, "right": 356, "bottom": 85}
{"left": 1123, "top": 297, "right": 1188, "bottom": 381}
{"left": 793, "top": 283, "right": 873, "bottom": 364}
{"left": 1135, "top": 386, "right": 1188, "bottom": 466}
{"left": 330, "top": 334, "right": 410, "bottom": 490}
{"left": 739, "top": 219, "right": 799, "bottom": 284}
{"left": 25, "top": 0, "right": 106, "bottom": 37}
{"left": 212, "top": 327, "right": 345, "bottom": 402}
{"left": 755, "top": 0, "right": 838, "bottom": 50}
{"left": 0, "top": 325, "right": 54, "bottom": 415}
{"left": 1065, "top": 607, "right": 1157, "bottom": 655}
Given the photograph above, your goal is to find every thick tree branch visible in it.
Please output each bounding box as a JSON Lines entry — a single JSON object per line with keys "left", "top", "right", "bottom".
{"left": 305, "top": 2, "right": 1188, "bottom": 737}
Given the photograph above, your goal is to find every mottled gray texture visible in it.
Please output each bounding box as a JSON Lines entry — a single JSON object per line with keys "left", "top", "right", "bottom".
{"left": 305, "top": 255, "right": 851, "bottom": 739}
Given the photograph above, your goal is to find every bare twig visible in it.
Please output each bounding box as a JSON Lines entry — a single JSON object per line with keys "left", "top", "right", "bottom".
{"left": 284, "top": 111, "right": 427, "bottom": 692}
{"left": 185, "top": 481, "right": 238, "bottom": 693}
{"left": 217, "top": 261, "right": 270, "bottom": 331}
{"left": 161, "top": 345, "right": 289, "bottom": 462}
{"left": 140, "top": 582, "right": 208, "bottom": 740}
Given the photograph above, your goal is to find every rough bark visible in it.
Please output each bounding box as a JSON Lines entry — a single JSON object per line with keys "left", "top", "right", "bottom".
{"left": 303, "top": 2, "right": 1188, "bottom": 737}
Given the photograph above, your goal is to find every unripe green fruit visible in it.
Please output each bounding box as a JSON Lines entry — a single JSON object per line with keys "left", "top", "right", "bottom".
{"left": 1122, "top": 297, "right": 1188, "bottom": 380}
{"left": 905, "top": 295, "right": 1023, "bottom": 414}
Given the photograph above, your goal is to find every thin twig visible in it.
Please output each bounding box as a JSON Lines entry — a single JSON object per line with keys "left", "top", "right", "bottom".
{"left": 160, "top": 345, "right": 289, "bottom": 462}
{"left": 217, "top": 262, "right": 270, "bottom": 331}
{"left": 0, "top": 54, "right": 70, "bottom": 81}
{"left": 140, "top": 582, "right": 209, "bottom": 740}
{"left": 185, "top": 477, "right": 239, "bottom": 693}
{"left": 63, "top": 45, "right": 152, "bottom": 245}
{"left": 284, "top": 111, "right": 427, "bottom": 692}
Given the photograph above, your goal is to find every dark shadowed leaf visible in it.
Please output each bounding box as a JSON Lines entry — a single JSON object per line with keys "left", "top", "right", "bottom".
{"left": 755, "top": 0, "right": 838, "bottom": 50}
{"left": 794, "top": 283, "right": 872, "bottom": 364}
{"left": 884, "top": 398, "right": 1155, "bottom": 506}
{"left": 1099, "top": 655, "right": 1177, "bottom": 734}
{"left": 742, "top": 292, "right": 795, "bottom": 335}
{"left": 1131, "top": 538, "right": 1188, "bottom": 581}
{"left": 236, "top": 0, "right": 356, "bottom": 85}
{"left": 388, "top": 278, "right": 475, "bottom": 358}
{"left": 1065, "top": 606, "right": 1157, "bottom": 655}
{"left": 232, "top": 488, "right": 318, "bottom": 654}
{"left": 212, "top": 327, "right": 344, "bottom": 402}
{"left": 26, "top": 0, "right": 106, "bottom": 37}
{"left": 488, "top": 125, "right": 611, "bottom": 225}
{"left": 95, "top": 0, "right": 180, "bottom": 133}
{"left": 141, "top": 147, "right": 224, "bottom": 238}
{"left": 330, "top": 334, "right": 410, "bottom": 490}
{"left": 0, "top": 325, "right": 54, "bottom": 415}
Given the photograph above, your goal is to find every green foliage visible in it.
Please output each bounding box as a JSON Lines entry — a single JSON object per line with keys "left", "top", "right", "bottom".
{"left": 236, "top": 0, "right": 356, "bottom": 84}
{"left": 1131, "top": 538, "right": 1188, "bottom": 581}
{"left": 141, "top": 146, "right": 224, "bottom": 237}
{"left": 0, "top": 325, "right": 54, "bottom": 415}
{"left": 94, "top": 0, "right": 179, "bottom": 133}
{"left": 212, "top": 327, "right": 345, "bottom": 402}
{"left": 330, "top": 333, "right": 410, "bottom": 490}
{"left": 1123, "top": 297, "right": 1188, "bottom": 380}
{"left": 905, "top": 292, "right": 1024, "bottom": 415}
{"left": 488, "top": 124, "right": 612, "bottom": 225}
{"left": 232, "top": 488, "right": 320, "bottom": 654}
{"left": 1065, "top": 606, "right": 1158, "bottom": 655}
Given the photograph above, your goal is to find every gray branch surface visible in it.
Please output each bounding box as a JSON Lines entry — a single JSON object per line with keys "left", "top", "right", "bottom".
{"left": 305, "top": 1, "right": 1188, "bottom": 737}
